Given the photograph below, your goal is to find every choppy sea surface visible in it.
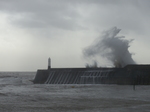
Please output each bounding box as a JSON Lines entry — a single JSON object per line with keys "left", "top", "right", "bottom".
{"left": 0, "top": 72, "right": 150, "bottom": 112}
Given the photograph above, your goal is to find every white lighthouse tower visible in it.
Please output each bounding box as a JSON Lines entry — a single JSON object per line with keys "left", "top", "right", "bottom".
{"left": 48, "top": 57, "right": 51, "bottom": 69}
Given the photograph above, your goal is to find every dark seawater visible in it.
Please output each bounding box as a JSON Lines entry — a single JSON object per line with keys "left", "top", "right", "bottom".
{"left": 0, "top": 72, "right": 150, "bottom": 112}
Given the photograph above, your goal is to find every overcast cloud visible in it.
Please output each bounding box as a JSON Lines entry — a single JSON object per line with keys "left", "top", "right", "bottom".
{"left": 0, "top": 0, "right": 150, "bottom": 71}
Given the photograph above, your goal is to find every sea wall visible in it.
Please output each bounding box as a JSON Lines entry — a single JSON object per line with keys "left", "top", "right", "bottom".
{"left": 33, "top": 65, "right": 150, "bottom": 85}
{"left": 33, "top": 70, "right": 49, "bottom": 84}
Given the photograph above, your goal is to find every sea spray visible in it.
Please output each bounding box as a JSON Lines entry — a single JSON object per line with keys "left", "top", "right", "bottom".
{"left": 83, "top": 27, "right": 135, "bottom": 67}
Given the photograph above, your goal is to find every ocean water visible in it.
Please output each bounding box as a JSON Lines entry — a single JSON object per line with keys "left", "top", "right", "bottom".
{"left": 0, "top": 72, "right": 150, "bottom": 112}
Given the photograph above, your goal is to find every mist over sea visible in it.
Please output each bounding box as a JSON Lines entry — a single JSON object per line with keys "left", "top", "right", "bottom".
{"left": 0, "top": 72, "right": 150, "bottom": 112}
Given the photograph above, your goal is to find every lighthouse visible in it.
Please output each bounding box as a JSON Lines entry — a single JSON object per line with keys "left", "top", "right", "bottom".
{"left": 48, "top": 58, "right": 51, "bottom": 69}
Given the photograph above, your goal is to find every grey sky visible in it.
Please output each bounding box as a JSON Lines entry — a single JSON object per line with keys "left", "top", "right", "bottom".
{"left": 0, "top": 0, "right": 150, "bottom": 71}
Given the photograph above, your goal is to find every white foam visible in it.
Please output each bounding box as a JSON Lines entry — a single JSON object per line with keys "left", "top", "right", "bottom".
{"left": 0, "top": 77, "right": 22, "bottom": 85}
